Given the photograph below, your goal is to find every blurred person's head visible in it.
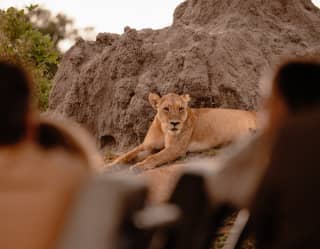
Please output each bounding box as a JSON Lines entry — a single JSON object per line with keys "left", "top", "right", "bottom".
{"left": 266, "top": 58, "right": 320, "bottom": 136}
{"left": 0, "top": 60, "right": 34, "bottom": 145}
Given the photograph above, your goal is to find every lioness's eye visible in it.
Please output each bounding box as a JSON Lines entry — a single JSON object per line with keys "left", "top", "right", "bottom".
{"left": 163, "top": 107, "right": 169, "bottom": 112}
{"left": 179, "top": 107, "right": 184, "bottom": 112}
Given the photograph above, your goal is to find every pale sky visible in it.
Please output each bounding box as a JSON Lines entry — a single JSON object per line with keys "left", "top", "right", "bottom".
{"left": 314, "top": 0, "right": 320, "bottom": 6}
{"left": 0, "top": 0, "right": 184, "bottom": 34}
{"left": 1, "top": 0, "right": 319, "bottom": 50}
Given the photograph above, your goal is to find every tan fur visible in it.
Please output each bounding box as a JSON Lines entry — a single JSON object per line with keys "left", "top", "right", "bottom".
{"left": 109, "top": 93, "right": 257, "bottom": 170}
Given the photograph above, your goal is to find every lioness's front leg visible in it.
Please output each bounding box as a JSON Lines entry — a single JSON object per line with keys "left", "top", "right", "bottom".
{"left": 131, "top": 146, "right": 187, "bottom": 170}
{"left": 108, "top": 144, "right": 146, "bottom": 166}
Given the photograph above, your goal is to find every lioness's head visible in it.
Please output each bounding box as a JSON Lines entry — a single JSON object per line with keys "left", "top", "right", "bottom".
{"left": 149, "top": 92, "right": 191, "bottom": 133}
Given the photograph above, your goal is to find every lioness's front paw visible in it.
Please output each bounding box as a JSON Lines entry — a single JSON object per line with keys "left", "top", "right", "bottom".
{"left": 131, "top": 161, "right": 155, "bottom": 171}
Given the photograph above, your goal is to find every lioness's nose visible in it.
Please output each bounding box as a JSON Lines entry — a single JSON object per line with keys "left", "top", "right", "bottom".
{"left": 170, "top": 121, "right": 180, "bottom": 126}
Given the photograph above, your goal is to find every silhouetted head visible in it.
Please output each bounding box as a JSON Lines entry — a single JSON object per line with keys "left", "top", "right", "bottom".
{"left": 0, "top": 60, "right": 32, "bottom": 145}
{"left": 267, "top": 58, "right": 320, "bottom": 136}
{"left": 149, "top": 93, "right": 191, "bottom": 134}
{"left": 274, "top": 59, "right": 320, "bottom": 113}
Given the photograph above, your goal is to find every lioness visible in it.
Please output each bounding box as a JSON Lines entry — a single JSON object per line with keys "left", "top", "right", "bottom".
{"left": 109, "top": 93, "right": 257, "bottom": 170}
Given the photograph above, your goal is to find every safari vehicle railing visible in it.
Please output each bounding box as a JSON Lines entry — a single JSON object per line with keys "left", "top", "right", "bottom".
{"left": 54, "top": 167, "right": 258, "bottom": 249}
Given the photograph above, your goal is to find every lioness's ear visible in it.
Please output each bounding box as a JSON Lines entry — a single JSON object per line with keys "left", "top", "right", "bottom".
{"left": 149, "top": 93, "right": 161, "bottom": 109}
{"left": 181, "top": 94, "right": 191, "bottom": 103}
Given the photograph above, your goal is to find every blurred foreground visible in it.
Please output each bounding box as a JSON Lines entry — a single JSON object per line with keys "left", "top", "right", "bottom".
{"left": 1, "top": 58, "right": 320, "bottom": 249}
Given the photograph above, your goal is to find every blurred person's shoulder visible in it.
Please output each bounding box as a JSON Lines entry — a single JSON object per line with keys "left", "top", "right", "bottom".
{"left": 0, "top": 140, "right": 87, "bottom": 189}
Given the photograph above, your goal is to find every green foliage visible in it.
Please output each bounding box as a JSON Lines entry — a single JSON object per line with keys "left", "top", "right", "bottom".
{"left": 0, "top": 6, "right": 59, "bottom": 110}
{"left": 25, "top": 5, "right": 78, "bottom": 52}
{"left": 25, "top": 5, "right": 94, "bottom": 53}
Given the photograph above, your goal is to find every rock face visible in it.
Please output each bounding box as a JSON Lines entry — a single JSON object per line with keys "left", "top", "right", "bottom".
{"left": 49, "top": 0, "right": 320, "bottom": 151}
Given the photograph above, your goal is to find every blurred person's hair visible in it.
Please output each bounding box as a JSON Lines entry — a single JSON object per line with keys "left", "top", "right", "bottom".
{"left": 0, "top": 60, "right": 32, "bottom": 145}
{"left": 273, "top": 58, "right": 320, "bottom": 113}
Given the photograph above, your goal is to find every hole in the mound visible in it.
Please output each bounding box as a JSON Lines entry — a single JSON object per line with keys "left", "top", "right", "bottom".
{"left": 100, "top": 135, "right": 116, "bottom": 148}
